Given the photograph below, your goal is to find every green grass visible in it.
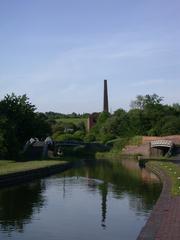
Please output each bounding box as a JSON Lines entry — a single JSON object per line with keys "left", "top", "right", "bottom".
{"left": 97, "top": 136, "right": 143, "bottom": 159}
{"left": 128, "top": 136, "right": 142, "bottom": 145}
{"left": 0, "top": 160, "right": 67, "bottom": 176}
{"left": 150, "top": 161, "right": 180, "bottom": 196}
{"left": 56, "top": 117, "right": 87, "bottom": 125}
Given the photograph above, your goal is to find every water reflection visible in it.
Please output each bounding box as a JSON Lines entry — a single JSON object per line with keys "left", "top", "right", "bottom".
{"left": 121, "top": 159, "right": 160, "bottom": 183}
{"left": 0, "top": 181, "right": 45, "bottom": 234}
{"left": 0, "top": 159, "right": 162, "bottom": 240}
{"left": 60, "top": 159, "right": 162, "bottom": 230}
{"left": 99, "top": 181, "right": 108, "bottom": 229}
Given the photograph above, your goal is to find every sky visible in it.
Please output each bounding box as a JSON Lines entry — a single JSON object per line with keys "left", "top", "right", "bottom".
{"left": 0, "top": 0, "right": 180, "bottom": 113}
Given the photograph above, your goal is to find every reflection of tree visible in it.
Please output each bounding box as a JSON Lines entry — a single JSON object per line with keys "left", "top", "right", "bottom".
{"left": 0, "top": 181, "right": 45, "bottom": 233}
{"left": 57, "top": 159, "right": 162, "bottom": 230}
{"left": 98, "top": 182, "right": 108, "bottom": 229}
{"left": 62, "top": 159, "right": 162, "bottom": 212}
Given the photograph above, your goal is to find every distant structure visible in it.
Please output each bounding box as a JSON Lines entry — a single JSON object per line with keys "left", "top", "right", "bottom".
{"left": 87, "top": 80, "right": 109, "bottom": 131}
{"left": 22, "top": 137, "right": 54, "bottom": 160}
{"left": 103, "top": 79, "right": 109, "bottom": 113}
{"left": 87, "top": 112, "right": 99, "bottom": 131}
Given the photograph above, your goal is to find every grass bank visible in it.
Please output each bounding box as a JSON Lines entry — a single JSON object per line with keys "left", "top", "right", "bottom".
{"left": 149, "top": 161, "right": 180, "bottom": 196}
{"left": 0, "top": 160, "right": 67, "bottom": 176}
{"left": 96, "top": 136, "right": 143, "bottom": 160}
{"left": 96, "top": 150, "right": 180, "bottom": 196}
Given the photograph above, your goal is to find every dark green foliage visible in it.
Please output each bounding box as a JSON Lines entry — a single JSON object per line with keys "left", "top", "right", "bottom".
{"left": 89, "top": 112, "right": 112, "bottom": 143}
{"left": 52, "top": 119, "right": 86, "bottom": 141}
{"left": 45, "top": 111, "right": 89, "bottom": 119}
{"left": 0, "top": 117, "right": 8, "bottom": 158}
{"left": 105, "top": 109, "right": 131, "bottom": 137}
{"left": 0, "top": 93, "right": 51, "bottom": 159}
{"left": 33, "top": 94, "right": 180, "bottom": 146}
{"left": 52, "top": 121, "right": 76, "bottom": 135}
{"left": 73, "top": 130, "right": 85, "bottom": 140}
{"left": 157, "top": 116, "right": 180, "bottom": 136}
{"left": 128, "top": 109, "right": 146, "bottom": 135}
{"left": 84, "top": 133, "right": 96, "bottom": 142}
{"left": 130, "top": 94, "right": 164, "bottom": 109}
{"left": 1, "top": 92, "right": 180, "bottom": 158}
{"left": 88, "top": 94, "right": 180, "bottom": 143}
{"left": 106, "top": 138, "right": 129, "bottom": 153}
{"left": 128, "top": 95, "right": 180, "bottom": 137}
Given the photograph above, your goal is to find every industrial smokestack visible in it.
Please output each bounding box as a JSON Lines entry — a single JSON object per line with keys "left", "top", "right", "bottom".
{"left": 103, "top": 80, "right": 109, "bottom": 113}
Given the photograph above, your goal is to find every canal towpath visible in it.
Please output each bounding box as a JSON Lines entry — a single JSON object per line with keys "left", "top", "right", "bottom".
{"left": 138, "top": 162, "right": 180, "bottom": 240}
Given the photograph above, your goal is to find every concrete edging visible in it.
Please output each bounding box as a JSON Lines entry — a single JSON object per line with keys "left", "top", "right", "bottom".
{"left": 0, "top": 162, "right": 71, "bottom": 188}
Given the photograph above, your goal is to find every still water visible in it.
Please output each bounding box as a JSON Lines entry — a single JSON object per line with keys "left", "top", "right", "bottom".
{"left": 0, "top": 159, "right": 162, "bottom": 240}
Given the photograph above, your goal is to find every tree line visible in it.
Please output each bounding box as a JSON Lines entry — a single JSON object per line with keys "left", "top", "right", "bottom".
{"left": 0, "top": 94, "right": 51, "bottom": 159}
{"left": 1, "top": 93, "right": 180, "bottom": 159}
{"left": 87, "top": 94, "right": 180, "bottom": 142}
{"left": 0, "top": 93, "right": 87, "bottom": 159}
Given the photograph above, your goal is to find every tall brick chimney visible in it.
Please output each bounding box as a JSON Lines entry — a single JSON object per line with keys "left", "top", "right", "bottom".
{"left": 103, "top": 79, "right": 109, "bottom": 113}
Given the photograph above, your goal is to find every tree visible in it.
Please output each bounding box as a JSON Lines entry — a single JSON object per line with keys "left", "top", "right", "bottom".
{"left": 130, "top": 94, "right": 163, "bottom": 109}
{"left": 128, "top": 109, "right": 148, "bottom": 135}
{"left": 160, "top": 116, "right": 180, "bottom": 135}
{"left": 89, "top": 112, "right": 111, "bottom": 142}
{"left": 0, "top": 117, "right": 7, "bottom": 158}
{"left": 172, "top": 103, "right": 180, "bottom": 114}
{"left": 104, "top": 109, "right": 130, "bottom": 138}
{"left": 0, "top": 93, "right": 51, "bottom": 159}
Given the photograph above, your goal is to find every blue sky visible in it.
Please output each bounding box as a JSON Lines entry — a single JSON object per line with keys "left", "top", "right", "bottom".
{"left": 0, "top": 0, "right": 180, "bottom": 113}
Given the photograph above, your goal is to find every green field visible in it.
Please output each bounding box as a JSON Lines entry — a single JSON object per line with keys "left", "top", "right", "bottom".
{"left": 56, "top": 117, "right": 88, "bottom": 129}
{"left": 56, "top": 117, "right": 87, "bottom": 124}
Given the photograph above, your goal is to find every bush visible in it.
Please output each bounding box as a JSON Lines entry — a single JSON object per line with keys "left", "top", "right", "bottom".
{"left": 128, "top": 136, "right": 142, "bottom": 145}
{"left": 108, "top": 138, "right": 129, "bottom": 153}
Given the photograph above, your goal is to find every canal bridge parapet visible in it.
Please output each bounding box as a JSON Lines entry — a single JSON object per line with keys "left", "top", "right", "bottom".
{"left": 150, "top": 140, "right": 173, "bottom": 148}
{"left": 150, "top": 140, "right": 174, "bottom": 157}
{"left": 122, "top": 136, "right": 180, "bottom": 157}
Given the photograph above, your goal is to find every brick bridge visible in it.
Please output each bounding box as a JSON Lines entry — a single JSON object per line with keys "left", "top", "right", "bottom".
{"left": 122, "top": 135, "right": 180, "bottom": 157}
{"left": 150, "top": 140, "right": 174, "bottom": 157}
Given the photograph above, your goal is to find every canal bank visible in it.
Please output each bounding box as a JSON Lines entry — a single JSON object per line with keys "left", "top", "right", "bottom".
{"left": 96, "top": 151, "right": 180, "bottom": 239}
{"left": 0, "top": 161, "right": 72, "bottom": 188}
{"left": 137, "top": 162, "right": 180, "bottom": 240}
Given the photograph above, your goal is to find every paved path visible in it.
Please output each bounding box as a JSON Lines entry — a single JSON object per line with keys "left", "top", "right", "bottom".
{"left": 155, "top": 196, "right": 180, "bottom": 240}
{"left": 137, "top": 164, "right": 180, "bottom": 240}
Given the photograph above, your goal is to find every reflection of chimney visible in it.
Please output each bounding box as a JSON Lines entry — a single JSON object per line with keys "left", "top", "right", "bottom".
{"left": 103, "top": 80, "right": 109, "bottom": 113}
{"left": 100, "top": 181, "right": 108, "bottom": 229}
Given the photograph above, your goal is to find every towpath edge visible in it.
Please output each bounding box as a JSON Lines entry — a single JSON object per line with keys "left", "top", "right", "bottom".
{"left": 137, "top": 162, "right": 180, "bottom": 240}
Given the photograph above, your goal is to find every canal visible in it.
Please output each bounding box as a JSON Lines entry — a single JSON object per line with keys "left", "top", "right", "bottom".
{"left": 0, "top": 159, "right": 162, "bottom": 240}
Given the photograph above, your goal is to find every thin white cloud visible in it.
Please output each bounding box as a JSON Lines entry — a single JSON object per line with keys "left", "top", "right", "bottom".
{"left": 21, "top": 37, "right": 167, "bottom": 86}
{"left": 1, "top": 32, "right": 179, "bottom": 112}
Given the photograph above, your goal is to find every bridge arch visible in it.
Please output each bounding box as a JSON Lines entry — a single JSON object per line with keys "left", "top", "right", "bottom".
{"left": 150, "top": 140, "right": 174, "bottom": 157}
